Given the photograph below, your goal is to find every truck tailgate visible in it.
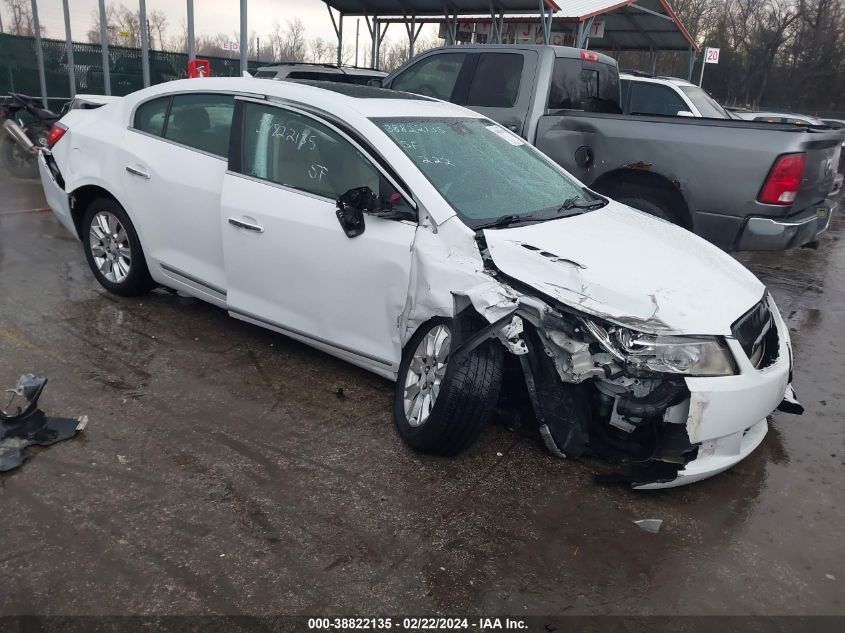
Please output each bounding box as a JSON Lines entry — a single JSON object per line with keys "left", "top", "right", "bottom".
{"left": 793, "top": 131, "right": 844, "bottom": 208}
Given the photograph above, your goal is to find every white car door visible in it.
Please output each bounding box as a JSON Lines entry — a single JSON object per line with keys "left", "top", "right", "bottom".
{"left": 121, "top": 93, "right": 235, "bottom": 302}
{"left": 221, "top": 99, "right": 417, "bottom": 374}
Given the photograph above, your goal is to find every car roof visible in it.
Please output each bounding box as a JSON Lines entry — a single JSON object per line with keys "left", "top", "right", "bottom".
{"left": 619, "top": 73, "right": 695, "bottom": 87}
{"left": 742, "top": 111, "right": 823, "bottom": 123}
{"left": 129, "top": 76, "right": 480, "bottom": 120}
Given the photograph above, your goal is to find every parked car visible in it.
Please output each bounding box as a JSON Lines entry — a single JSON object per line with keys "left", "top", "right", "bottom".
{"left": 254, "top": 62, "right": 387, "bottom": 85}
{"left": 380, "top": 45, "right": 842, "bottom": 251}
{"left": 731, "top": 110, "right": 825, "bottom": 126}
{"left": 37, "top": 77, "right": 802, "bottom": 488}
{"left": 619, "top": 72, "right": 730, "bottom": 118}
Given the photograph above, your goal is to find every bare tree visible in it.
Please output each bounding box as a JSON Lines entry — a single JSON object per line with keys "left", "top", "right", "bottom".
{"left": 3, "top": 0, "right": 37, "bottom": 36}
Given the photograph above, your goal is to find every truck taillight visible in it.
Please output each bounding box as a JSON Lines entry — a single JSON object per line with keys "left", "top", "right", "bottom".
{"left": 45, "top": 122, "right": 67, "bottom": 149}
{"left": 580, "top": 50, "right": 599, "bottom": 62}
{"left": 758, "top": 153, "right": 805, "bottom": 205}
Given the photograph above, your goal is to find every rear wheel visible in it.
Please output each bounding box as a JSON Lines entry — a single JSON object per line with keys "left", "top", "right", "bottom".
{"left": 82, "top": 198, "right": 155, "bottom": 296}
{"left": 393, "top": 316, "right": 504, "bottom": 456}
{"left": 599, "top": 182, "right": 685, "bottom": 226}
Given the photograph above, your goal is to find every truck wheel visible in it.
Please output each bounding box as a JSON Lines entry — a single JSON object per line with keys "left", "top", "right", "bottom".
{"left": 394, "top": 317, "right": 504, "bottom": 456}
{"left": 600, "top": 183, "right": 684, "bottom": 226}
{"left": 82, "top": 198, "right": 156, "bottom": 297}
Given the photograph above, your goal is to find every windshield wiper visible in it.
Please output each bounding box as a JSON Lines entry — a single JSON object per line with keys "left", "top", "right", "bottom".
{"left": 473, "top": 214, "right": 534, "bottom": 230}
{"left": 557, "top": 196, "right": 609, "bottom": 214}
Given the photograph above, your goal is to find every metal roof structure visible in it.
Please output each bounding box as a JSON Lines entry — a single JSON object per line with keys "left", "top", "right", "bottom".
{"left": 321, "top": 1, "right": 562, "bottom": 15}
{"left": 555, "top": 0, "right": 697, "bottom": 51}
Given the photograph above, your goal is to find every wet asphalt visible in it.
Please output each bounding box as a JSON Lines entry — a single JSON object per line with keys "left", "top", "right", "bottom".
{"left": 0, "top": 165, "right": 843, "bottom": 617}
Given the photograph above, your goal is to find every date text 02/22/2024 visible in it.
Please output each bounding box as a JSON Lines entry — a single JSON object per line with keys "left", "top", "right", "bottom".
{"left": 306, "top": 618, "right": 528, "bottom": 630}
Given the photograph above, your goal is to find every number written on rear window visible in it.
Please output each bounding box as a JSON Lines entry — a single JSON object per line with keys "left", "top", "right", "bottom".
{"left": 240, "top": 102, "right": 391, "bottom": 202}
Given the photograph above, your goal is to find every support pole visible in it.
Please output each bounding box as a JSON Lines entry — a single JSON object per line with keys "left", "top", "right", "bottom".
{"left": 61, "top": 0, "right": 76, "bottom": 98}
{"left": 698, "top": 52, "right": 706, "bottom": 87}
{"left": 239, "top": 0, "right": 248, "bottom": 75}
{"left": 445, "top": 14, "right": 458, "bottom": 46}
{"left": 31, "top": 0, "right": 48, "bottom": 108}
{"left": 187, "top": 0, "right": 196, "bottom": 60}
{"left": 650, "top": 49, "right": 656, "bottom": 75}
{"left": 355, "top": 19, "right": 359, "bottom": 66}
{"left": 325, "top": 3, "right": 343, "bottom": 67}
{"left": 404, "top": 15, "right": 421, "bottom": 58}
{"left": 98, "top": 0, "right": 111, "bottom": 94}
{"left": 139, "top": 0, "right": 150, "bottom": 87}
{"left": 687, "top": 46, "right": 695, "bottom": 81}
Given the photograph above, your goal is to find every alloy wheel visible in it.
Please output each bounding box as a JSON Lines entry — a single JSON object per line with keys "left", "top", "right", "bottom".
{"left": 403, "top": 324, "right": 450, "bottom": 427}
{"left": 89, "top": 211, "right": 132, "bottom": 283}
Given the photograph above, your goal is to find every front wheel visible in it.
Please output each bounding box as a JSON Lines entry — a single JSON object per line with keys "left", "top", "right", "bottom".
{"left": 82, "top": 198, "right": 156, "bottom": 296}
{"left": 1, "top": 134, "right": 38, "bottom": 179}
{"left": 393, "top": 317, "right": 503, "bottom": 456}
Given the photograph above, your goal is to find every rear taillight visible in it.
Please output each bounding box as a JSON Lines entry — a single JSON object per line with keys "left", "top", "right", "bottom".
{"left": 45, "top": 122, "right": 67, "bottom": 149}
{"left": 758, "top": 152, "right": 805, "bottom": 205}
{"left": 580, "top": 50, "right": 599, "bottom": 62}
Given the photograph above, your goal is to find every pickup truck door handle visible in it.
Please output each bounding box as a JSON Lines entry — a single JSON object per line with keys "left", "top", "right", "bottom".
{"left": 125, "top": 165, "right": 150, "bottom": 179}
{"left": 228, "top": 217, "right": 264, "bottom": 233}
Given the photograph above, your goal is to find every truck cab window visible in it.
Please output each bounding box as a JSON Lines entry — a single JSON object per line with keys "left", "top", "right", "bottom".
{"left": 548, "top": 58, "right": 621, "bottom": 114}
{"left": 391, "top": 53, "right": 466, "bottom": 100}
{"left": 466, "top": 53, "right": 523, "bottom": 108}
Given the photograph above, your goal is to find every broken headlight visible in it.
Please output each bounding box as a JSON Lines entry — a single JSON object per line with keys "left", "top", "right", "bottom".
{"left": 614, "top": 329, "right": 737, "bottom": 376}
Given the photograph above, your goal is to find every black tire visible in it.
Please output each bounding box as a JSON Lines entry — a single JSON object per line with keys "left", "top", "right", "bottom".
{"left": 1, "top": 135, "right": 38, "bottom": 179}
{"left": 393, "top": 316, "right": 504, "bottom": 456}
{"left": 599, "top": 182, "right": 683, "bottom": 225}
{"left": 82, "top": 197, "right": 156, "bottom": 297}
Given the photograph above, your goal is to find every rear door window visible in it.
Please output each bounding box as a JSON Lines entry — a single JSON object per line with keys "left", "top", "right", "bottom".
{"left": 163, "top": 94, "right": 235, "bottom": 157}
{"left": 548, "top": 58, "right": 621, "bottom": 113}
{"left": 134, "top": 96, "right": 170, "bottom": 136}
{"left": 628, "top": 82, "right": 688, "bottom": 116}
{"left": 391, "top": 53, "right": 467, "bottom": 100}
{"left": 466, "top": 53, "right": 523, "bottom": 107}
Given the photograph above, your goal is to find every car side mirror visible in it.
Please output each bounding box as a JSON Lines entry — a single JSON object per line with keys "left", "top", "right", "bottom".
{"left": 368, "top": 78, "right": 384, "bottom": 88}
{"left": 336, "top": 186, "right": 381, "bottom": 238}
{"left": 676, "top": 110, "right": 695, "bottom": 117}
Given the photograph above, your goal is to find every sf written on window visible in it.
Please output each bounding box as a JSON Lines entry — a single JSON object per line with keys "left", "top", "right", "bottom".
{"left": 240, "top": 102, "right": 387, "bottom": 201}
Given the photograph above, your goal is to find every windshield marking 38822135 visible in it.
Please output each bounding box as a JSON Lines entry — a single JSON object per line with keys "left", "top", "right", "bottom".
{"left": 373, "top": 117, "right": 602, "bottom": 228}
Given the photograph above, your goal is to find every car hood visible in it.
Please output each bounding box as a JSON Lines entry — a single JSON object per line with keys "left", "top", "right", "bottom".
{"left": 483, "top": 202, "right": 764, "bottom": 335}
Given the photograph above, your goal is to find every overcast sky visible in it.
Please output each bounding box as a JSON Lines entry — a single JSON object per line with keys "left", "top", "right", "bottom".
{"left": 23, "top": 0, "right": 359, "bottom": 45}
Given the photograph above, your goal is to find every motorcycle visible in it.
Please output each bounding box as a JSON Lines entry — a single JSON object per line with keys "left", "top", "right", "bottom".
{"left": 1, "top": 93, "right": 60, "bottom": 179}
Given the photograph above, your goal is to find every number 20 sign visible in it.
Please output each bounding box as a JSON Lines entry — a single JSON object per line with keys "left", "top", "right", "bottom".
{"left": 705, "top": 47, "right": 720, "bottom": 64}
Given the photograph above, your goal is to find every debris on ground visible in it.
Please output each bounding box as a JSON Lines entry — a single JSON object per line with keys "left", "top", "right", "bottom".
{"left": 0, "top": 374, "right": 85, "bottom": 472}
{"left": 633, "top": 519, "right": 663, "bottom": 533}
{"left": 334, "top": 387, "right": 345, "bottom": 399}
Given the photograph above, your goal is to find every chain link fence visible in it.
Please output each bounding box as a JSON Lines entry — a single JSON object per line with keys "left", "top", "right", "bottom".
{"left": 0, "top": 33, "right": 264, "bottom": 107}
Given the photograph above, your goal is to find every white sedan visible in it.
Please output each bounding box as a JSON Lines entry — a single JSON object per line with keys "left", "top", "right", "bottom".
{"left": 37, "top": 77, "right": 801, "bottom": 488}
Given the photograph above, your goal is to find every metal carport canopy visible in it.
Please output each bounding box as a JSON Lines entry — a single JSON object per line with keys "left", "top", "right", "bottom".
{"left": 559, "top": 0, "right": 698, "bottom": 51}
{"left": 321, "top": 1, "right": 562, "bottom": 16}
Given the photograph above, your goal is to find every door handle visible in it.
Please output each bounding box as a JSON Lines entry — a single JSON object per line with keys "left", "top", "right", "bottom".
{"left": 125, "top": 165, "right": 150, "bottom": 179}
{"left": 228, "top": 217, "right": 264, "bottom": 233}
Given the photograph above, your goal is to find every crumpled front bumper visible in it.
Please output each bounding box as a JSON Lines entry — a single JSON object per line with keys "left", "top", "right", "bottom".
{"left": 634, "top": 301, "right": 795, "bottom": 489}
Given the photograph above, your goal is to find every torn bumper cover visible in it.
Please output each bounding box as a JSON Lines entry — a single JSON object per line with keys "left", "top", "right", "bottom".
{"left": 1, "top": 374, "right": 86, "bottom": 472}
{"left": 461, "top": 290, "right": 801, "bottom": 489}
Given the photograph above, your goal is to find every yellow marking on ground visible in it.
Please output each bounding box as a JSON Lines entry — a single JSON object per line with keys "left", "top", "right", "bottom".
{"left": 0, "top": 206, "right": 50, "bottom": 216}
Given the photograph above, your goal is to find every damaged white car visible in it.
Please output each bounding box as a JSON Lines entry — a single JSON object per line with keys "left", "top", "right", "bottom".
{"left": 37, "top": 78, "right": 802, "bottom": 488}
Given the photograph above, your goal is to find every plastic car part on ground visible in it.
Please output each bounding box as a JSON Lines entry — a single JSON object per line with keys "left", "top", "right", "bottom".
{"left": 0, "top": 374, "right": 86, "bottom": 472}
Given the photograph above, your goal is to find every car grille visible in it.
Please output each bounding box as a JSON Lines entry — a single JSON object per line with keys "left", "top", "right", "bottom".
{"left": 732, "top": 299, "right": 779, "bottom": 369}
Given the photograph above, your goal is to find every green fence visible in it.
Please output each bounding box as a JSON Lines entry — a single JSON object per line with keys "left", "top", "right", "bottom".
{"left": 0, "top": 33, "right": 264, "bottom": 106}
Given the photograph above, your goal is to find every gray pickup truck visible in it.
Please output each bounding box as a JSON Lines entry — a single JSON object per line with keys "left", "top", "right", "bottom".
{"left": 380, "top": 45, "right": 843, "bottom": 251}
